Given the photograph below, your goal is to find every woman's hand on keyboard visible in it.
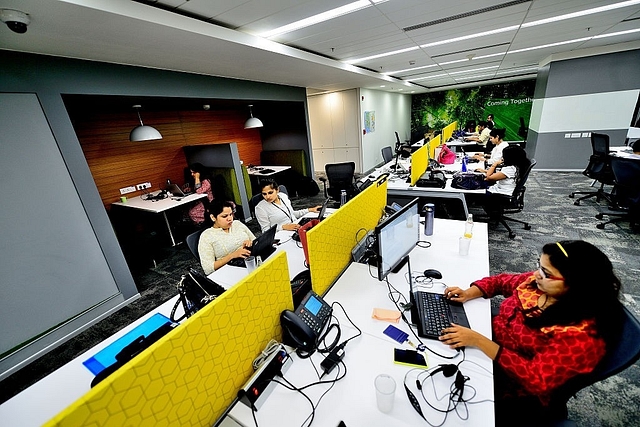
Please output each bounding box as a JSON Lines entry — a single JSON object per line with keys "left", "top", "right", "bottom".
{"left": 440, "top": 324, "right": 500, "bottom": 360}
{"left": 444, "top": 286, "right": 480, "bottom": 303}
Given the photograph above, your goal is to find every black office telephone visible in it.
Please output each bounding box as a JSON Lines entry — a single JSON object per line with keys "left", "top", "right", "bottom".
{"left": 280, "top": 290, "right": 332, "bottom": 352}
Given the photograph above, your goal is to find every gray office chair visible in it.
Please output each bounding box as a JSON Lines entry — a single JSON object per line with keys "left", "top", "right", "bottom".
{"left": 185, "top": 228, "right": 206, "bottom": 261}
{"left": 381, "top": 146, "right": 394, "bottom": 163}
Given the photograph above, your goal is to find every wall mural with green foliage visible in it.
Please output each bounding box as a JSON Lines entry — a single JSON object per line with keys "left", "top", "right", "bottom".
{"left": 411, "top": 80, "right": 536, "bottom": 142}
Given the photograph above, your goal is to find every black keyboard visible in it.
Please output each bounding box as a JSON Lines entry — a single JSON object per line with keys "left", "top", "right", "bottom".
{"left": 227, "top": 257, "right": 246, "bottom": 268}
{"left": 415, "top": 292, "right": 470, "bottom": 338}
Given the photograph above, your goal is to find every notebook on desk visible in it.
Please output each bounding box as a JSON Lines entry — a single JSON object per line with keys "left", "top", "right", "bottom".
{"left": 227, "top": 225, "right": 277, "bottom": 267}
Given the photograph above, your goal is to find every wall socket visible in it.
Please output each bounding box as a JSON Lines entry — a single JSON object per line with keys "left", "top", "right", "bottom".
{"left": 120, "top": 186, "right": 136, "bottom": 195}
{"left": 136, "top": 182, "right": 152, "bottom": 191}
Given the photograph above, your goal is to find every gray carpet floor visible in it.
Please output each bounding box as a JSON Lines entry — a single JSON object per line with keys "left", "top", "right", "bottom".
{"left": 1, "top": 171, "right": 639, "bottom": 427}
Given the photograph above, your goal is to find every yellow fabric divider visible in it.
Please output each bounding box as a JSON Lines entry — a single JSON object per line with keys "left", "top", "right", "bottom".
{"left": 410, "top": 144, "right": 428, "bottom": 186}
{"left": 45, "top": 252, "right": 293, "bottom": 427}
{"left": 306, "top": 178, "right": 387, "bottom": 295}
{"left": 442, "top": 121, "right": 458, "bottom": 141}
{"left": 428, "top": 134, "right": 441, "bottom": 161}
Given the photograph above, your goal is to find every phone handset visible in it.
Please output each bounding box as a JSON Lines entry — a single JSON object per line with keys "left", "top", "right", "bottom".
{"left": 280, "top": 290, "right": 332, "bottom": 353}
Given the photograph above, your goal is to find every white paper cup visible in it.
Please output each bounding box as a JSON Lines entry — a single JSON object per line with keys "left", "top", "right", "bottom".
{"left": 459, "top": 236, "right": 471, "bottom": 256}
{"left": 244, "top": 256, "right": 257, "bottom": 272}
{"left": 374, "top": 374, "right": 396, "bottom": 413}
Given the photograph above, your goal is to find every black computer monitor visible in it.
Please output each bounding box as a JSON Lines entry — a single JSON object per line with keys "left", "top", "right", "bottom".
{"left": 375, "top": 198, "right": 420, "bottom": 281}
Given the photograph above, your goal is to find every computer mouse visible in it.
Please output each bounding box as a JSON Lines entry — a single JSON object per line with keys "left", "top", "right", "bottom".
{"left": 423, "top": 269, "right": 442, "bottom": 280}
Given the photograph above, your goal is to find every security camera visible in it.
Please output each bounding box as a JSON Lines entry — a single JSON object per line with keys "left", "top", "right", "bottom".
{"left": 0, "top": 9, "right": 31, "bottom": 34}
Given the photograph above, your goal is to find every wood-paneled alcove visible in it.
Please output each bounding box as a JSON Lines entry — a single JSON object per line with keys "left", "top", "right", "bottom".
{"left": 66, "top": 98, "right": 264, "bottom": 209}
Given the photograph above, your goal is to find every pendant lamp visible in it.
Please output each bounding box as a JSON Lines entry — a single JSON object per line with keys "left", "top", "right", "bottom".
{"left": 244, "top": 104, "right": 263, "bottom": 129}
{"left": 130, "top": 105, "right": 163, "bottom": 142}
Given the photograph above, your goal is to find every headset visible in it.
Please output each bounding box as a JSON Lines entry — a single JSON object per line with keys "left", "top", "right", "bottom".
{"left": 404, "top": 363, "right": 468, "bottom": 421}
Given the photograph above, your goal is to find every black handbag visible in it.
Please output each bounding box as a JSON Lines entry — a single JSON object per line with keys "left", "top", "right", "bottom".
{"left": 416, "top": 170, "right": 447, "bottom": 188}
{"left": 170, "top": 268, "right": 226, "bottom": 322}
{"left": 451, "top": 172, "right": 487, "bottom": 190}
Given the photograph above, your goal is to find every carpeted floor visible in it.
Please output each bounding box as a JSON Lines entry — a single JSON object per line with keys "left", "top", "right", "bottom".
{"left": 1, "top": 171, "right": 639, "bottom": 426}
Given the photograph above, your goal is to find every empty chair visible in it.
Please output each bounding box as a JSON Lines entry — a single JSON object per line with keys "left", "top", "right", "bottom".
{"left": 381, "top": 146, "right": 394, "bottom": 163}
{"left": 569, "top": 133, "right": 615, "bottom": 206}
{"left": 596, "top": 156, "right": 640, "bottom": 231}
{"left": 319, "top": 162, "right": 356, "bottom": 204}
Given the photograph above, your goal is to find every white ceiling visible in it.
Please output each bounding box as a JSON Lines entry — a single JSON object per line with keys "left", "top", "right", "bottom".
{"left": 0, "top": 0, "right": 639, "bottom": 94}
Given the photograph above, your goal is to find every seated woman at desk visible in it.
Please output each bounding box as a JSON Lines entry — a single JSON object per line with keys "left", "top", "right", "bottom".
{"left": 440, "top": 240, "right": 623, "bottom": 425}
{"left": 185, "top": 162, "right": 214, "bottom": 226}
{"left": 255, "top": 179, "right": 321, "bottom": 232}
{"left": 480, "top": 145, "right": 530, "bottom": 217}
{"left": 473, "top": 128, "right": 509, "bottom": 165}
{"left": 198, "top": 200, "right": 255, "bottom": 275}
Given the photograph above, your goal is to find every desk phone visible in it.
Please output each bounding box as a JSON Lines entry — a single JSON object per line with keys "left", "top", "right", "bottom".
{"left": 280, "top": 290, "right": 332, "bottom": 352}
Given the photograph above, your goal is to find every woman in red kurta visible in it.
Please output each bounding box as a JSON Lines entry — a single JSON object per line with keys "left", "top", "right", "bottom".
{"left": 440, "top": 240, "right": 623, "bottom": 425}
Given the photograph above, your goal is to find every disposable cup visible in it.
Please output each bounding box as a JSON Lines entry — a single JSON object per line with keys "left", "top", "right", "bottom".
{"left": 374, "top": 374, "right": 396, "bottom": 413}
{"left": 459, "top": 236, "right": 471, "bottom": 256}
{"left": 244, "top": 256, "right": 257, "bottom": 272}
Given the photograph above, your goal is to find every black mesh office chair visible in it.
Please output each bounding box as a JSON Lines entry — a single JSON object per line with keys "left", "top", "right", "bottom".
{"left": 595, "top": 156, "right": 640, "bottom": 231}
{"left": 569, "top": 133, "right": 615, "bottom": 206}
{"left": 319, "top": 162, "right": 356, "bottom": 205}
{"left": 543, "top": 305, "right": 640, "bottom": 424}
{"left": 485, "top": 159, "right": 536, "bottom": 239}
{"left": 381, "top": 146, "right": 394, "bottom": 163}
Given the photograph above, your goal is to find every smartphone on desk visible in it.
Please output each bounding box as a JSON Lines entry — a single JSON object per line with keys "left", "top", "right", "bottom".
{"left": 280, "top": 290, "right": 332, "bottom": 352}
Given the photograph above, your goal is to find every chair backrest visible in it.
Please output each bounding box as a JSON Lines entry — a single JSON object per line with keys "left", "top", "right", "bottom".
{"left": 610, "top": 155, "right": 640, "bottom": 206}
{"left": 278, "top": 184, "right": 288, "bottom": 196}
{"left": 381, "top": 146, "right": 394, "bottom": 163}
{"left": 324, "top": 162, "right": 356, "bottom": 200}
{"left": 553, "top": 305, "right": 640, "bottom": 406}
{"left": 185, "top": 228, "right": 206, "bottom": 262}
{"left": 506, "top": 159, "right": 536, "bottom": 210}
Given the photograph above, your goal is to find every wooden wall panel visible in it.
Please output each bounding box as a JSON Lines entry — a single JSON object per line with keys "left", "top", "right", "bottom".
{"left": 72, "top": 110, "right": 263, "bottom": 209}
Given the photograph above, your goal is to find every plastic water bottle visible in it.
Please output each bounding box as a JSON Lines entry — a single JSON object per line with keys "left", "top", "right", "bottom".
{"left": 461, "top": 156, "right": 468, "bottom": 172}
{"left": 340, "top": 190, "right": 347, "bottom": 206}
{"left": 464, "top": 214, "right": 474, "bottom": 238}
{"left": 423, "top": 203, "right": 434, "bottom": 236}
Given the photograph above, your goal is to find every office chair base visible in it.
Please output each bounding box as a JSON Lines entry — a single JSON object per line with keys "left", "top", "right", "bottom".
{"left": 499, "top": 215, "right": 531, "bottom": 239}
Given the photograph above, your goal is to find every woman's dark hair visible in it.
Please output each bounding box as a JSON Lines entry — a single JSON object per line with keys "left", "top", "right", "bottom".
{"left": 490, "top": 128, "right": 506, "bottom": 139}
{"left": 259, "top": 179, "right": 278, "bottom": 192}
{"left": 528, "top": 240, "right": 623, "bottom": 347}
{"left": 206, "top": 199, "right": 235, "bottom": 219}
{"left": 502, "top": 145, "right": 530, "bottom": 178}
{"left": 189, "top": 162, "right": 211, "bottom": 183}
{"left": 632, "top": 138, "right": 640, "bottom": 153}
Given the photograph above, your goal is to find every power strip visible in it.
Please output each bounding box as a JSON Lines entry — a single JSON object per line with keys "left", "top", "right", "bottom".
{"left": 238, "top": 345, "right": 292, "bottom": 410}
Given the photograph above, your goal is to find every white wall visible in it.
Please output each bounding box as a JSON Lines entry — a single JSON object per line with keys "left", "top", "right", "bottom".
{"left": 360, "top": 89, "right": 411, "bottom": 172}
{"left": 307, "top": 89, "right": 411, "bottom": 174}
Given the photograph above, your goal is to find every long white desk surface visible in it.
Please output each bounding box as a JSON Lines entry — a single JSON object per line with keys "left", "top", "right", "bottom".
{"left": 111, "top": 191, "right": 207, "bottom": 214}
{"left": 227, "top": 218, "right": 494, "bottom": 427}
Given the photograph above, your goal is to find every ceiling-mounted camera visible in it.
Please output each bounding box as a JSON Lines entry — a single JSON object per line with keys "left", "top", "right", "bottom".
{"left": 0, "top": 9, "right": 31, "bottom": 34}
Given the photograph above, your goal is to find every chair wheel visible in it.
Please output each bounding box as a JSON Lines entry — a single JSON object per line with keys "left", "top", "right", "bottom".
{"left": 524, "top": 225, "right": 531, "bottom": 230}
{"left": 574, "top": 201, "right": 581, "bottom": 206}
{"left": 596, "top": 213, "right": 604, "bottom": 219}
{"left": 596, "top": 223, "right": 605, "bottom": 229}
{"left": 509, "top": 232, "right": 516, "bottom": 239}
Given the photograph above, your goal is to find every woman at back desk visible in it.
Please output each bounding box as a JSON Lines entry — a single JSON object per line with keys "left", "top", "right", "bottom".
{"left": 255, "top": 179, "right": 321, "bottom": 232}
{"left": 198, "top": 200, "right": 255, "bottom": 275}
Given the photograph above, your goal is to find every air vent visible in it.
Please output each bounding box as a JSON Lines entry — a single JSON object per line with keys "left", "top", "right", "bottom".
{"left": 403, "top": 0, "right": 531, "bottom": 32}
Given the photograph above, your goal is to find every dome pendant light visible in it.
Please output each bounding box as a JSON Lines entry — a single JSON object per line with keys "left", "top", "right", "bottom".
{"left": 130, "top": 105, "right": 163, "bottom": 142}
{"left": 244, "top": 104, "right": 263, "bottom": 129}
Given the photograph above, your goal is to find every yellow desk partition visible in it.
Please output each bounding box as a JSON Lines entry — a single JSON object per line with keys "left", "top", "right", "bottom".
{"left": 46, "top": 252, "right": 293, "bottom": 427}
{"left": 427, "top": 134, "right": 441, "bottom": 161}
{"left": 442, "top": 121, "right": 458, "bottom": 141}
{"left": 306, "top": 178, "right": 387, "bottom": 295}
{"left": 410, "top": 144, "right": 428, "bottom": 186}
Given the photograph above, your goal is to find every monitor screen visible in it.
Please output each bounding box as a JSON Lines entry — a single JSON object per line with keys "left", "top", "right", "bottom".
{"left": 375, "top": 198, "right": 420, "bottom": 281}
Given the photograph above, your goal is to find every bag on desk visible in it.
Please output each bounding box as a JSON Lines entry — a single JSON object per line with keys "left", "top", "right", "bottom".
{"left": 451, "top": 172, "right": 487, "bottom": 190}
{"left": 170, "top": 268, "right": 226, "bottom": 322}
{"left": 437, "top": 144, "right": 456, "bottom": 164}
{"left": 416, "top": 170, "right": 447, "bottom": 188}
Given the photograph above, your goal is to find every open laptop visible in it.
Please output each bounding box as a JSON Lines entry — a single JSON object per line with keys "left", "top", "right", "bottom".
{"left": 166, "top": 183, "right": 192, "bottom": 198}
{"left": 297, "top": 198, "right": 330, "bottom": 227}
{"left": 227, "top": 225, "right": 278, "bottom": 268}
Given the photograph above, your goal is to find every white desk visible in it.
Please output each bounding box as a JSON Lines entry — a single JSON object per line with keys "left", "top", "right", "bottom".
{"left": 373, "top": 158, "right": 485, "bottom": 218}
{"left": 610, "top": 146, "right": 640, "bottom": 159}
{"left": 0, "top": 296, "right": 184, "bottom": 427}
{"left": 226, "top": 219, "right": 493, "bottom": 426}
{"left": 112, "top": 191, "right": 207, "bottom": 246}
{"left": 246, "top": 165, "right": 292, "bottom": 177}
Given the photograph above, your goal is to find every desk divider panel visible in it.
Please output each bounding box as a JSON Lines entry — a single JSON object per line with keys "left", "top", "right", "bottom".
{"left": 46, "top": 252, "right": 293, "bottom": 427}
{"left": 442, "top": 121, "right": 458, "bottom": 141}
{"left": 306, "top": 179, "right": 387, "bottom": 296}
{"left": 427, "top": 134, "right": 441, "bottom": 161}
{"left": 410, "top": 144, "right": 429, "bottom": 186}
